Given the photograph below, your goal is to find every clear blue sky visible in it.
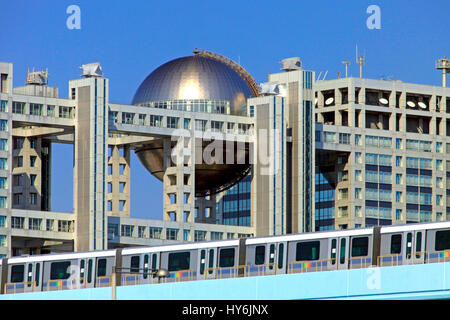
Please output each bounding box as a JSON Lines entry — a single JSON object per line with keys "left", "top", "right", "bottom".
{"left": 1, "top": 0, "right": 448, "bottom": 219}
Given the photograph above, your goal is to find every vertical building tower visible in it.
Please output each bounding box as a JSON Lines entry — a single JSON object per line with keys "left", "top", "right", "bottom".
{"left": 70, "top": 64, "right": 109, "bottom": 252}
{"left": 248, "top": 58, "right": 315, "bottom": 235}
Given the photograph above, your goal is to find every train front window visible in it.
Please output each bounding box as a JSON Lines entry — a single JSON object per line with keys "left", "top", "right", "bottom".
{"left": 97, "top": 259, "right": 107, "bottom": 277}
{"left": 11, "top": 265, "right": 24, "bottom": 283}
{"left": 435, "top": 230, "right": 450, "bottom": 251}
{"left": 351, "top": 237, "right": 368, "bottom": 257}
{"left": 219, "top": 248, "right": 235, "bottom": 268}
{"left": 390, "top": 234, "right": 402, "bottom": 254}
{"left": 168, "top": 252, "right": 190, "bottom": 271}
{"left": 296, "top": 241, "right": 320, "bottom": 261}
{"left": 50, "top": 261, "right": 71, "bottom": 280}
{"left": 255, "top": 246, "right": 265, "bottom": 265}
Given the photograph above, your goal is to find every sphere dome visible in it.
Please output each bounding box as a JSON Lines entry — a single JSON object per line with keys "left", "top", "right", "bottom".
{"left": 132, "top": 55, "right": 252, "bottom": 114}
{"left": 132, "top": 54, "right": 254, "bottom": 196}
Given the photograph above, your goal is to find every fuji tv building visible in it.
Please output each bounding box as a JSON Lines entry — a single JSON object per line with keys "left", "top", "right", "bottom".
{"left": 0, "top": 49, "right": 448, "bottom": 257}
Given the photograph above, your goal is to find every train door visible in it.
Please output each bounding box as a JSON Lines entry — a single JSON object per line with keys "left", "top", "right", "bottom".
{"left": 24, "top": 262, "right": 35, "bottom": 292}
{"left": 78, "top": 259, "right": 86, "bottom": 288}
{"left": 85, "top": 258, "right": 95, "bottom": 288}
{"left": 337, "top": 237, "right": 350, "bottom": 270}
{"left": 197, "top": 248, "right": 217, "bottom": 279}
{"left": 403, "top": 230, "right": 426, "bottom": 264}
{"left": 275, "top": 242, "right": 287, "bottom": 275}
{"left": 34, "top": 262, "right": 42, "bottom": 292}
{"left": 327, "top": 238, "right": 338, "bottom": 270}
{"left": 264, "top": 243, "right": 278, "bottom": 275}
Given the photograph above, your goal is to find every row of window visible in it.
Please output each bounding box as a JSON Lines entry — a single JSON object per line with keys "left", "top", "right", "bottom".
{"left": 136, "top": 99, "right": 231, "bottom": 115}
{"left": 111, "top": 111, "right": 252, "bottom": 134}
{"left": 6, "top": 217, "right": 73, "bottom": 232}
{"left": 11, "top": 102, "right": 74, "bottom": 118}
{"left": 109, "top": 224, "right": 249, "bottom": 241}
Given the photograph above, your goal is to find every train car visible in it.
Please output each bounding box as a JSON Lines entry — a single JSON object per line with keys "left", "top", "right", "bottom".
{"left": 3, "top": 250, "right": 116, "bottom": 294}
{"left": 246, "top": 227, "right": 377, "bottom": 274}
{"left": 379, "top": 221, "right": 450, "bottom": 266}
{"left": 120, "top": 239, "right": 242, "bottom": 283}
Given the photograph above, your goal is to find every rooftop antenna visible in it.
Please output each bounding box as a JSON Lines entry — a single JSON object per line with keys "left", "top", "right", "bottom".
{"left": 342, "top": 60, "right": 350, "bottom": 77}
{"left": 436, "top": 56, "right": 450, "bottom": 87}
{"left": 356, "top": 45, "right": 365, "bottom": 78}
{"left": 26, "top": 67, "right": 49, "bottom": 85}
{"left": 316, "top": 71, "right": 323, "bottom": 81}
{"left": 322, "top": 70, "right": 328, "bottom": 80}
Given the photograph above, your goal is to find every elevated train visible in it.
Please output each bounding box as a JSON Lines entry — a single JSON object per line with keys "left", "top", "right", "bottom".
{"left": 1, "top": 220, "right": 449, "bottom": 294}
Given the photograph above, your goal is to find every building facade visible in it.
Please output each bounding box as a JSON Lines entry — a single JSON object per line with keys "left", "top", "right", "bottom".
{"left": 0, "top": 53, "right": 448, "bottom": 259}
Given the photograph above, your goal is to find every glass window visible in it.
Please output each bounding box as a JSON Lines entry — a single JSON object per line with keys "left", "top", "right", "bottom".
{"left": 219, "top": 248, "right": 235, "bottom": 268}
{"left": 208, "top": 249, "right": 214, "bottom": 273}
{"left": 168, "top": 252, "right": 190, "bottom": 271}
{"left": 97, "top": 259, "right": 107, "bottom": 277}
{"left": 340, "top": 239, "right": 346, "bottom": 264}
{"left": 130, "top": 256, "right": 140, "bottom": 273}
{"left": 143, "top": 255, "right": 149, "bottom": 279}
{"left": 278, "top": 243, "right": 284, "bottom": 269}
{"left": 11, "top": 265, "right": 24, "bottom": 283}
{"left": 351, "top": 237, "right": 369, "bottom": 257}
{"left": 295, "top": 241, "right": 320, "bottom": 261}
{"left": 255, "top": 245, "right": 265, "bottom": 265}
{"left": 88, "top": 259, "right": 93, "bottom": 283}
{"left": 50, "top": 261, "right": 71, "bottom": 280}
{"left": 416, "top": 232, "right": 422, "bottom": 258}
{"left": 35, "top": 263, "right": 40, "bottom": 287}
{"left": 435, "top": 230, "right": 450, "bottom": 251}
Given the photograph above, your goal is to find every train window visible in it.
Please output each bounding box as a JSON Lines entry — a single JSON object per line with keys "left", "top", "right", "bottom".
{"left": 88, "top": 259, "right": 93, "bottom": 283}
{"left": 11, "top": 265, "right": 24, "bottom": 283}
{"left": 35, "top": 263, "right": 40, "bottom": 287}
{"left": 97, "top": 259, "right": 107, "bottom": 277}
{"left": 390, "top": 234, "right": 402, "bottom": 254}
{"left": 50, "top": 261, "right": 71, "bottom": 280}
{"left": 435, "top": 230, "right": 450, "bottom": 251}
{"left": 351, "top": 237, "right": 369, "bottom": 257}
{"left": 331, "top": 239, "right": 337, "bottom": 264}
{"left": 208, "top": 249, "right": 214, "bottom": 274}
{"left": 416, "top": 232, "right": 422, "bottom": 258}
{"left": 200, "top": 250, "right": 206, "bottom": 275}
{"left": 143, "top": 255, "right": 149, "bottom": 279}
{"left": 151, "top": 254, "right": 157, "bottom": 270}
{"left": 80, "top": 260, "right": 85, "bottom": 284}
{"left": 255, "top": 246, "right": 265, "bottom": 265}
{"left": 168, "top": 252, "right": 190, "bottom": 271}
{"left": 340, "top": 239, "right": 346, "bottom": 264}
{"left": 278, "top": 243, "right": 284, "bottom": 269}
{"left": 219, "top": 248, "right": 235, "bottom": 268}
{"left": 296, "top": 241, "right": 320, "bottom": 261}
{"left": 130, "top": 256, "right": 140, "bottom": 273}
{"left": 27, "top": 264, "right": 33, "bottom": 286}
